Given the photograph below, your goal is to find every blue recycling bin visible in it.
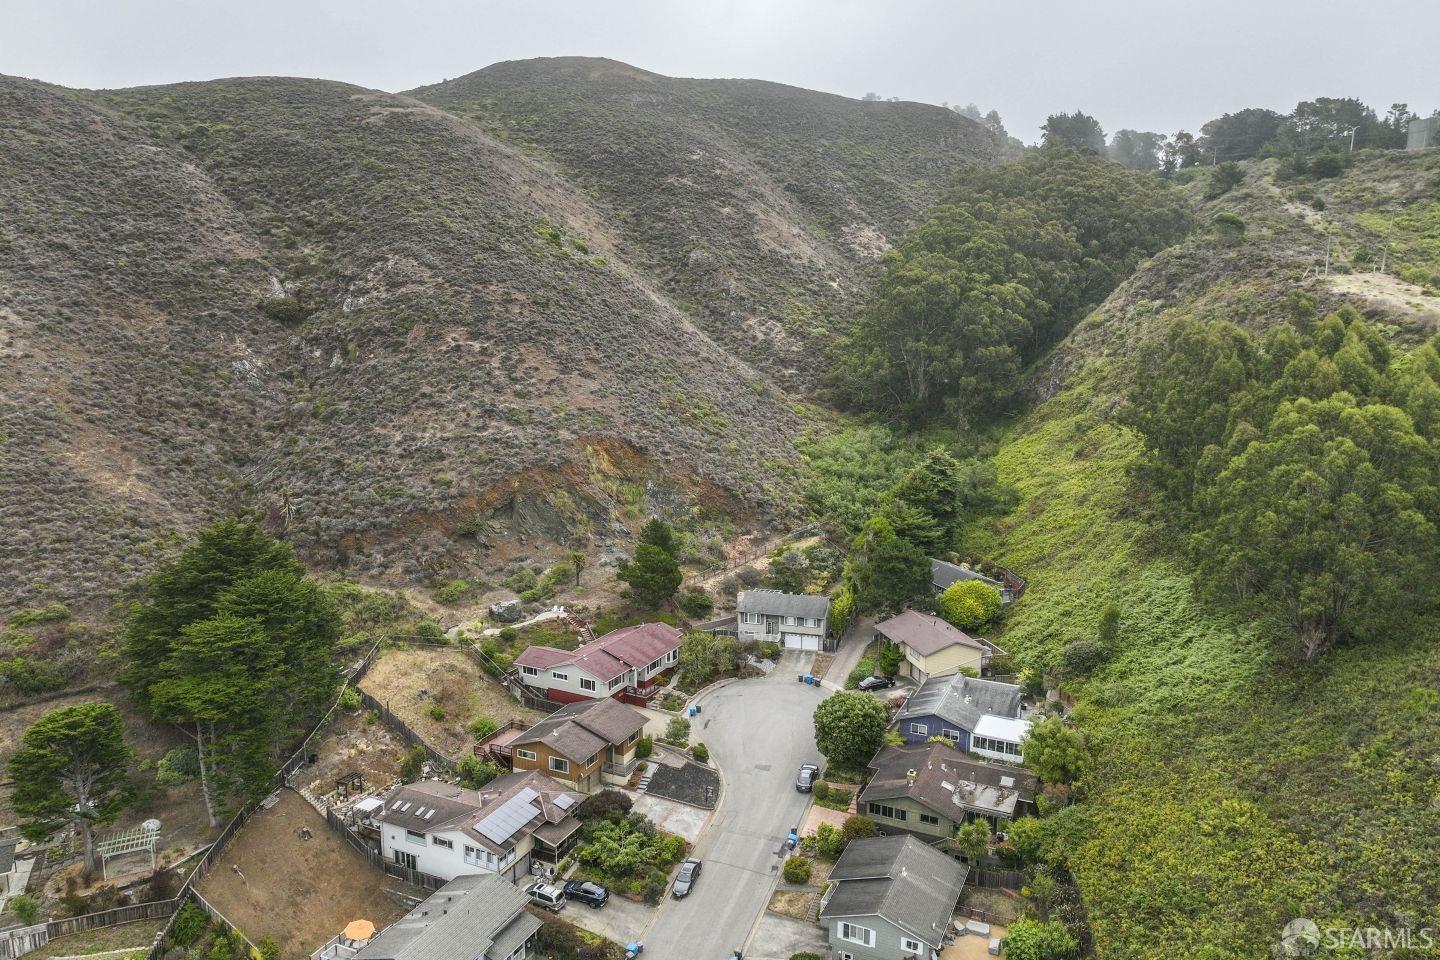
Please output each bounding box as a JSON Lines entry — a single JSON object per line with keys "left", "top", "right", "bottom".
{"left": 804, "top": 674, "right": 815, "bottom": 685}
{"left": 688, "top": 705, "right": 698, "bottom": 718}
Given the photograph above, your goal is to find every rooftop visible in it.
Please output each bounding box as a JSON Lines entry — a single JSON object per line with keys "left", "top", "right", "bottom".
{"left": 351, "top": 872, "right": 541, "bottom": 960}
{"left": 514, "top": 621, "right": 683, "bottom": 682}
{"left": 876, "top": 610, "right": 993, "bottom": 658}
{"left": 821, "top": 834, "right": 968, "bottom": 949}
{"left": 896, "top": 672, "right": 1023, "bottom": 732}
{"left": 862, "top": 741, "right": 1037, "bottom": 820}
{"left": 513, "top": 697, "right": 647, "bottom": 760}
{"left": 374, "top": 771, "right": 581, "bottom": 855}
{"left": 736, "top": 588, "right": 831, "bottom": 619}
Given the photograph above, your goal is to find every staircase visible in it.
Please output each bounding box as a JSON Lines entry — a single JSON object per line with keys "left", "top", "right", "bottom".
{"left": 634, "top": 761, "right": 658, "bottom": 792}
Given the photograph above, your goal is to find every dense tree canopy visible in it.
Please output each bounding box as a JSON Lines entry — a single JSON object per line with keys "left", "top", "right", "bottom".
{"left": 1041, "top": 112, "right": 1106, "bottom": 153}
{"left": 1127, "top": 307, "right": 1440, "bottom": 657}
{"left": 8, "top": 702, "right": 132, "bottom": 877}
{"left": 618, "top": 544, "right": 682, "bottom": 608}
{"left": 813, "top": 692, "right": 888, "bottom": 770}
{"left": 123, "top": 519, "right": 341, "bottom": 823}
{"left": 835, "top": 151, "right": 1190, "bottom": 424}
{"left": 844, "top": 517, "right": 929, "bottom": 613}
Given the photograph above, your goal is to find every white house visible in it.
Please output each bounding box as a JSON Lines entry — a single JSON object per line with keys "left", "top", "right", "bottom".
{"left": 513, "top": 622, "right": 682, "bottom": 704}
{"left": 373, "top": 772, "right": 582, "bottom": 883}
{"left": 735, "top": 589, "right": 831, "bottom": 651}
{"left": 969, "top": 714, "right": 1032, "bottom": 763}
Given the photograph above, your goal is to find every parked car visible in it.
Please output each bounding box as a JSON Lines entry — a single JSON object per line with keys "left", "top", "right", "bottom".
{"left": 857, "top": 674, "right": 895, "bottom": 691}
{"left": 795, "top": 763, "right": 820, "bottom": 792}
{"left": 563, "top": 879, "right": 610, "bottom": 909}
{"left": 524, "top": 880, "right": 567, "bottom": 911}
{"left": 671, "top": 858, "right": 702, "bottom": 898}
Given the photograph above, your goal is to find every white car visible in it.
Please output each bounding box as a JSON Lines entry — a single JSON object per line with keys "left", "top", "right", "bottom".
{"left": 524, "top": 879, "right": 567, "bottom": 911}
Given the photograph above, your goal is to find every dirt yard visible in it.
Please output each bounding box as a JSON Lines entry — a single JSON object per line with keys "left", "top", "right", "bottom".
{"left": 298, "top": 709, "right": 405, "bottom": 802}
{"left": 24, "top": 918, "right": 165, "bottom": 959}
{"left": 358, "top": 646, "right": 543, "bottom": 757}
{"left": 197, "top": 789, "right": 407, "bottom": 960}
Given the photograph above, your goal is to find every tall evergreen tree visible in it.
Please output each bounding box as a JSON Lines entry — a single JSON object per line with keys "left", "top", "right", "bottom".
{"left": 8, "top": 703, "right": 132, "bottom": 877}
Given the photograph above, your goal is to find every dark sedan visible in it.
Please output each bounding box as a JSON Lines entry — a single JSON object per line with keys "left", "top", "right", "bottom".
{"left": 563, "top": 880, "right": 610, "bottom": 908}
{"left": 671, "top": 858, "right": 702, "bottom": 898}
{"left": 795, "top": 763, "right": 820, "bottom": 792}
{"left": 857, "top": 674, "right": 895, "bottom": 691}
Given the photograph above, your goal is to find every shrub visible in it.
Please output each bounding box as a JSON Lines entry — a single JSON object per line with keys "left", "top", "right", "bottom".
{"left": 814, "top": 692, "right": 888, "bottom": 768}
{"left": 469, "top": 715, "right": 500, "bottom": 740}
{"left": 790, "top": 954, "right": 824, "bottom": 960}
{"left": 876, "top": 642, "right": 904, "bottom": 677}
{"left": 1003, "top": 918, "right": 1080, "bottom": 960}
{"left": 841, "top": 815, "right": 878, "bottom": 846}
{"left": 576, "top": 789, "right": 633, "bottom": 821}
{"left": 845, "top": 657, "right": 876, "bottom": 689}
{"left": 169, "top": 901, "right": 209, "bottom": 947}
{"left": 678, "top": 590, "right": 714, "bottom": 619}
{"left": 937, "top": 580, "right": 1002, "bottom": 630}
{"left": 457, "top": 754, "right": 499, "bottom": 789}
{"left": 803, "top": 822, "right": 846, "bottom": 861}
{"left": 258, "top": 295, "right": 307, "bottom": 324}
{"left": 426, "top": 705, "right": 445, "bottom": 721}
{"left": 1057, "top": 638, "right": 1107, "bottom": 680}
{"left": 690, "top": 742, "right": 709, "bottom": 763}
{"left": 0, "top": 656, "right": 65, "bottom": 695}
{"left": 337, "top": 686, "right": 362, "bottom": 712}
{"left": 258, "top": 936, "right": 281, "bottom": 960}
{"left": 664, "top": 717, "right": 691, "bottom": 744}
{"left": 635, "top": 736, "right": 653, "bottom": 759}
{"left": 758, "top": 641, "right": 780, "bottom": 660}
{"left": 9, "top": 894, "right": 39, "bottom": 925}
{"left": 399, "top": 745, "right": 428, "bottom": 782}
{"left": 812, "top": 781, "right": 830, "bottom": 801}
{"left": 782, "top": 856, "right": 812, "bottom": 884}
{"left": 155, "top": 746, "right": 200, "bottom": 787}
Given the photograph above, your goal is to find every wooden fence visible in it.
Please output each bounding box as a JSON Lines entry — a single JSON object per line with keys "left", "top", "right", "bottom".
{"left": 322, "top": 807, "right": 446, "bottom": 893}
{"left": 0, "top": 901, "right": 181, "bottom": 960}
{"left": 350, "top": 689, "right": 456, "bottom": 775}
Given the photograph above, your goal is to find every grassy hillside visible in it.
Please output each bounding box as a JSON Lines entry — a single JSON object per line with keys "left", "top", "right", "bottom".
{"left": 412, "top": 57, "right": 1002, "bottom": 383}
{"left": 1, "top": 61, "right": 1002, "bottom": 613}
{"left": 969, "top": 151, "right": 1440, "bottom": 957}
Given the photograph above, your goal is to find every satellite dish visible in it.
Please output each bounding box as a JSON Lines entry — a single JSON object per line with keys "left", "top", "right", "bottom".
{"left": 142, "top": 819, "right": 162, "bottom": 834}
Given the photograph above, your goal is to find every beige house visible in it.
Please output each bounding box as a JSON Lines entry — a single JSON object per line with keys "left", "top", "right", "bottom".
{"left": 874, "top": 610, "right": 1003, "bottom": 684}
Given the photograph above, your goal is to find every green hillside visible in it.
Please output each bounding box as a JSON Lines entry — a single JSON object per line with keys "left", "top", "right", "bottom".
{"left": 967, "top": 151, "right": 1440, "bottom": 958}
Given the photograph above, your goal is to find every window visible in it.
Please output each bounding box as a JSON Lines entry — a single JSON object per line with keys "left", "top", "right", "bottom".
{"left": 405, "top": 830, "right": 426, "bottom": 845}
{"left": 608, "top": 676, "right": 623, "bottom": 689}
{"left": 586, "top": 753, "right": 600, "bottom": 767}
{"left": 739, "top": 612, "right": 752, "bottom": 624}
{"left": 515, "top": 748, "right": 537, "bottom": 761}
{"left": 942, "top": 728, "right": 961, "bottom": 742}
{"left": 521, "top": 665, "right": 539, "bottom": 677}
{"left": 867, "top": 802, "right": 907, "bottom": 821}
{"left": 579, "top": 678, "right": 597, "bottom": 692}
{"left": 909, "top": 722, "right": 928, "bottom": 736}
{"left": 901, "top": 935, "right": 923, "bottom": 953}
{"left": 552, "top": 671, "right": 569, "bottom": 682}
{"left": 973, "top": 735, "right": 1022, "bottom": 757}
{"left": 837, "top": 954, "right": 854, "bottom": 960}
{"left": 432, "top": 836, "right": 453, "bottom": 849}
{"left": 667, "top": 649, "right": 678, "bottom": 663}
{"left": 838, "top": 922, "right": 875, "bottom": 947}
{"left": 919, "top": 813, "right": 941, "bottom": 826}
{"left": 550, "top": 756, "right": 570, "bottom": 774}
{"left": 647, "top": 658, "right": 662, "bottom": 673}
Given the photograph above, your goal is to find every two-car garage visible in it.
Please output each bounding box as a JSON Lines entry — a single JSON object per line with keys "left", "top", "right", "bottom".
{"left": 782, "top": 632, "right": 820, "bottom": 651}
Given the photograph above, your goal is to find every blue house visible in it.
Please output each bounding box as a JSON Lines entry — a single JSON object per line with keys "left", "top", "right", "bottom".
{"left": 893, "top": 673, "right": 1030, "bottom": 762}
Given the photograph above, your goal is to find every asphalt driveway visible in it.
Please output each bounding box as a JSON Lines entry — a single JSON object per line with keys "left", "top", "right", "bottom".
{"left": 638, "top": 651, "right": 828, "bottom": 960}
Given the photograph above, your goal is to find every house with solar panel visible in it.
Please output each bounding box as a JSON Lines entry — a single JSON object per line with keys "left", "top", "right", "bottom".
{"left": 373, "top": 771, "right": 583, "bottom": 883}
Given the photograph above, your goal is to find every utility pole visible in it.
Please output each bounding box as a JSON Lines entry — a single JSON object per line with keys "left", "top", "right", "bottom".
{"left": 1345, "top": 126, "right": 1358, "bottom": 151}
{"left": 1324, "top": 235, "right": 1332, "bottom": 276}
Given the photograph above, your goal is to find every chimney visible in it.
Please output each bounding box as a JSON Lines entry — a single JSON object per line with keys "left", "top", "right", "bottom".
{"left": 906, "top": 769, "right": 917, "bottom": 785}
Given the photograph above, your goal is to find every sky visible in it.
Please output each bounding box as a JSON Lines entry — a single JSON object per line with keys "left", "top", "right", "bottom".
{"left": 2, "top": 0, "right": 1435, "bottom": 142}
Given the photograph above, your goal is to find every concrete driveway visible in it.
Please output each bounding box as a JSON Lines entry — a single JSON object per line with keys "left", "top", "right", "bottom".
{"left": 638, "top": 651, "right": 828, "bottom": 960}
{"left": 823, "top": 616, "right": 875, "bottom": 689}
{"left": 563, "top": 893, "right": 654, "bottom": 946}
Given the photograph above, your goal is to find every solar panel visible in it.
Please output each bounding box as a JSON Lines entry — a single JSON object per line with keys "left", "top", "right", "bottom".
{"left": 475, "top": 787, "right": 540, "bottom": 845}
{"left": 424, "top": 809, "right": 436, "bottom": 820}
{"left": 554, "top": 794, "right": 575, "bottom": 811}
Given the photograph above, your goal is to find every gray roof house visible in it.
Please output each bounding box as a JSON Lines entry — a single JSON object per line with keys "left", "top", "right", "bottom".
{"left": 350, "top": 872, "right": 542, "bottom": 960}
{"left": 820, "top": 834, "right": 969, "bottom": 960}
{"left": 894, "top": 673, "right": 1031, "bottom": 762}
{"left": 930, "top": 558, "right": 1023, "bottom": 605}
{"left": 736, "top": 588, "right": 832, "bottom": 651}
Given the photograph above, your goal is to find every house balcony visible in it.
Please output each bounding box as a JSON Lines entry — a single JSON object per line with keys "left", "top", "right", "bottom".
{"left": 474, "top": 719, "right": 531, "bottom": 763}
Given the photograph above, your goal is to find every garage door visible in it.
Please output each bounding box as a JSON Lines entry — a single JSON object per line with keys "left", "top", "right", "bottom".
{"left": 782, "top": 633, "right": 819, "bottom": 651}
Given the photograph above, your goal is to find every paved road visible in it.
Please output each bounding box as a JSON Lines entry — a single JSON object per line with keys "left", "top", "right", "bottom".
{"left": 640, "top": 651, "right": 828, "bottom": 960}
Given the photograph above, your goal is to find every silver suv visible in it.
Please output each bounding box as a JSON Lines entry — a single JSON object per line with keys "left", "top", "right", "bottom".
{"left": 524, "top": 879, "right": 567, "bottom": 912}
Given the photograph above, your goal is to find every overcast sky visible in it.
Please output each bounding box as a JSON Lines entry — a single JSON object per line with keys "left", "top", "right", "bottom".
{"left": 3, "top": 0, "right": 1434, "bottom": 142}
